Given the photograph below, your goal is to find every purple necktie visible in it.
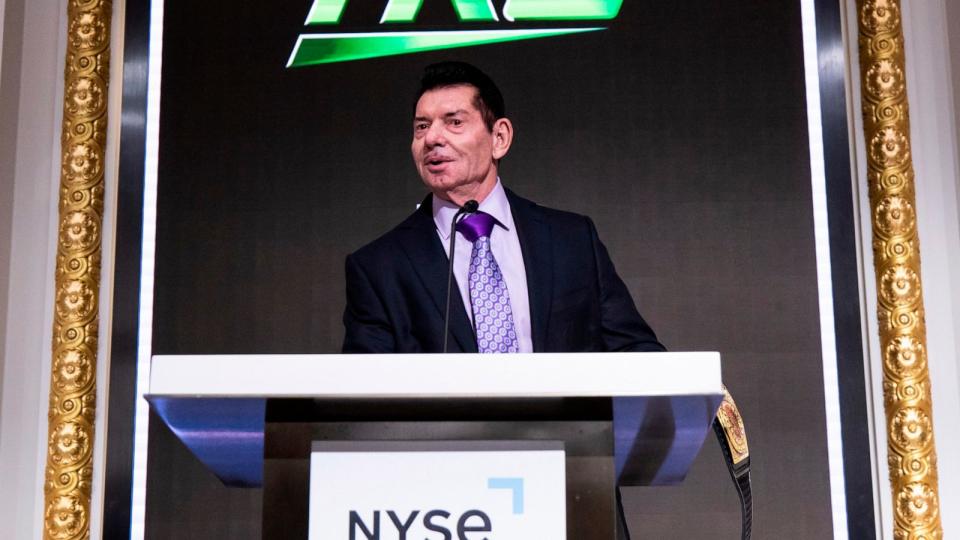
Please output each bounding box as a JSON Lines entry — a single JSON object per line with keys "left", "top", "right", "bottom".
{"left": 456, "top": 212, "right": 519, "bottom": 353}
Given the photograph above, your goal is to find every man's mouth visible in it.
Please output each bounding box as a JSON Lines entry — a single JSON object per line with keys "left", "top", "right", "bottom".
{"left": 425, "top": 155, "right": 451, "bottom": 165}
{"left": 424, "top": 155, "right": 453, "bottom": 172}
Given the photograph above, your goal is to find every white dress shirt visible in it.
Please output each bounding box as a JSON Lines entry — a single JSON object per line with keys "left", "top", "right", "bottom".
{"left": 432, "top": 180, "right": 533, "bottom": 352}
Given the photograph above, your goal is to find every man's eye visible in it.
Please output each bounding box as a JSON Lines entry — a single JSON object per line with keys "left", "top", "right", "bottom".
{"left": 450, "top": 119, "right": 462, "bottom": 126}
{"left": 414, "top": 123, "right": 428, "bottom": 131}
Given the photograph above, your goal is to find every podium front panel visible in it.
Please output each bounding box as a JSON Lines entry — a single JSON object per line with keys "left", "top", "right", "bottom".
{"left": 263, "top": 398, "right": 616, "bottom": 540}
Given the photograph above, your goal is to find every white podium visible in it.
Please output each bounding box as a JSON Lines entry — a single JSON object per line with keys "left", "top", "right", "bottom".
{"left": 147, "top": 352, "right": 722, "bottom": 539}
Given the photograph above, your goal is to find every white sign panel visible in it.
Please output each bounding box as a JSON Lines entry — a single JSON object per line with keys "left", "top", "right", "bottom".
{"left": 308, "top": 444, "right": 566, "bottom": 539}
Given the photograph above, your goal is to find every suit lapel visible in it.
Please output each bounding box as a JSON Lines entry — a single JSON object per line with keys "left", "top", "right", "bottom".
{"left": 396, "top": 199, "right": 478, "bottom": 353}
{"left": 506, "top": 190, "right": 553, "bottom": 352}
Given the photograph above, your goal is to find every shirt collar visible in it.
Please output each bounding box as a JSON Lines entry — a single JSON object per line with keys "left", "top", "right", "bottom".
{"left": 432, "top": 178, "right": 513, "bottom": 240}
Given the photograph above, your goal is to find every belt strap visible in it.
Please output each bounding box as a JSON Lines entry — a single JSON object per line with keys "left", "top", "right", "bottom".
{"left": 713, "top": 385, "right": 752, "bottom": 540}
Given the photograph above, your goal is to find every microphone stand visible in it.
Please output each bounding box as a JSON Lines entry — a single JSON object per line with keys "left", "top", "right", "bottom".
{"left": 442, "top": 200, "right": 478, "bottom": 353}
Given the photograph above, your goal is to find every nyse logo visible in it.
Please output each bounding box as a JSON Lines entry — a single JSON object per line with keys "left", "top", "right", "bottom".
{"left": 348, "top": 509, "right": 492, "bottom": 540}
{"left": 344, "top": 477, "right": 524, "bottom": 539}
{"left": 287, "top": 0, "right": 624, "bottom": 67}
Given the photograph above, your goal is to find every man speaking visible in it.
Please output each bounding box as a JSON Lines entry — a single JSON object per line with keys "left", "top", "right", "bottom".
{"left": 343, "top": 61, "right": 664, "bottom": 354}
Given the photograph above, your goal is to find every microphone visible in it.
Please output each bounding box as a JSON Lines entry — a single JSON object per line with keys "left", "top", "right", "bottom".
{"left": 443, "top": 199, "right": 479, "bottom": 353}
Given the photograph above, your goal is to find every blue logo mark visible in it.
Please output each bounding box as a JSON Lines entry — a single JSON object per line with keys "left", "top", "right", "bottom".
{"left": 487, "top": 477, "right": 524, "bottom": 515}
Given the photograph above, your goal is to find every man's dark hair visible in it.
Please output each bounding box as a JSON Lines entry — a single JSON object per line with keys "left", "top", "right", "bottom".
{"left": 415, "top": 61, "right": 505, "bottom": 132}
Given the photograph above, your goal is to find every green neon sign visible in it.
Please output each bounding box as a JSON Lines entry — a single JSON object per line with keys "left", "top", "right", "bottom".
{"left": 289, "top": 0, "right": 623, "bottom": 66}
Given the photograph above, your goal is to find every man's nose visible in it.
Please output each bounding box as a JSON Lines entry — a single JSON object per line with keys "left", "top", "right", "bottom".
{"left": 424, "top": 122, "right": 445, "bottom": 147}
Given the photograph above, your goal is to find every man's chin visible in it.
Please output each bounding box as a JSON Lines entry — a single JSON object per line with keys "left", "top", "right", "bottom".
{"left": 421, "top": 175, "right": 463, "bottom": 193}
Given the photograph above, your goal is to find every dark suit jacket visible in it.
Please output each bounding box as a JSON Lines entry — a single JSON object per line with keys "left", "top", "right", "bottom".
{"left": 342, "top": 190, "right": 664, "bottom": 353}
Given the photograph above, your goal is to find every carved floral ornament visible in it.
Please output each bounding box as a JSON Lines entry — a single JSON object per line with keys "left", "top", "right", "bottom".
{"left": 45, "top": 493, "right": 87, "bottom": 540}
{"left": 59, "top": 209, "right": 100, "bottom": 252}
{"left": 54, "top": 348, "right": 94, "bottom": 391}
{"left": 66, "top": 77, "right": 105, "bottom": 117}
{"left": 884, "top": 335, "right": 926, "bottom": 376}
{"left": 875, "top": 195, "right": 915, "bottom": 236}
{"left": 869, "top": 127, "right": 910, "bottom": 168}
{"left": 866, "top": 59, "right": 905, "bottom": 100}
{"left": 50, "top": 421, "right": 92, "bottom": 467}
{"left": 896, "top": 482, "right": 939, "bottom": 529}
{"left": 63, "top": 141, "right": 102, "bottom": 186}
{"left": 861, "top": 0, "right": 901, "bottom": 33}
{"left": 68, "top": 11, "right": 106, "bottom": 50}
{"left": 891, "top": 407, "right": 933, "bottom": 450}
{"left": 879, "top": 265, "right": 920, "bottom": 305}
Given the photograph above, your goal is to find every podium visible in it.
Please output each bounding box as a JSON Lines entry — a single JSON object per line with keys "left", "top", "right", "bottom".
{"left": 147, "top": 353, "right": 722, "bottom": 539}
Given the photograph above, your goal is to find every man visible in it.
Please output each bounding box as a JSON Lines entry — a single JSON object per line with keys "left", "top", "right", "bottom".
{"left": 343, "top": 61, "right": 664, "bottom": 354}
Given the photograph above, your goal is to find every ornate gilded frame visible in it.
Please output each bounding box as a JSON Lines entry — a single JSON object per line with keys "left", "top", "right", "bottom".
{"left": 856, "top": 1, "right": 943, "bottom": 537}
{"left": 44, "top": 1, "right": 112, "bottom": 539}
{"left": 41, "top": 0, "right": 944, "bottom": 538}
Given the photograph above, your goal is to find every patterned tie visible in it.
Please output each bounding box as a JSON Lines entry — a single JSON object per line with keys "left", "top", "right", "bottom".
{"left": 456, "top": 211, "right": 520, "bottom": 353}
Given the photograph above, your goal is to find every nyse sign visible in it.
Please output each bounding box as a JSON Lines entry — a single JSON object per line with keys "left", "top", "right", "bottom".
{"left": 348, "top": 509, "right": 492, "bottom": 539}
{"left": 308, "top": 447, "right": 566, "bottom": 539}
{"left": 287, "top": 0, "right": 624, "bottom": 66}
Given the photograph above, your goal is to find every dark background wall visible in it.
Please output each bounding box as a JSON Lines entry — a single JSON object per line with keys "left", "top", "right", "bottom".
{"left": 144, "top": 0, "right": 833, "bottom": 537}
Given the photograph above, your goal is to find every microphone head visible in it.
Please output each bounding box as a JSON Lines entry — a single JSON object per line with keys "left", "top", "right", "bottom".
{"left": 463, "top": 200, "right": 479, "bottom": 213}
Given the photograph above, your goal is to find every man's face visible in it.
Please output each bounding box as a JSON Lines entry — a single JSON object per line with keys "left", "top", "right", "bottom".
{"left": 411, "top": 85, "right": 498, "bottom": 198}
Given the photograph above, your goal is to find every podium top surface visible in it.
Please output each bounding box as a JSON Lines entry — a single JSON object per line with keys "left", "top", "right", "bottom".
{"left": 148, "top": 352, "right": 721, "bottom": 398}
{"left": 146, "top": 352, "right": 724, "bottom": 488}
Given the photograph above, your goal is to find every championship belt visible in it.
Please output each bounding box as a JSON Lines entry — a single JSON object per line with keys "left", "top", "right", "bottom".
{"left": 713, "top": 384, "right": 752, "bottom": 540}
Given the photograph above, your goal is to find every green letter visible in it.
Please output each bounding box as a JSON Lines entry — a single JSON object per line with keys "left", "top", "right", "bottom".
{"left": 286, "top": 28, "right": 602, "bottom": 67}
{"left": 503, "top": 0, "right": 622, "bottom": 20}
{"left": 305, "top": 0, "right": 348, "bottom": 24}
{"left": 451, "top": 0, "right": 499, "bottom": 21}
{"left": 381, "top": 0, "right": 498, "bottom": 23}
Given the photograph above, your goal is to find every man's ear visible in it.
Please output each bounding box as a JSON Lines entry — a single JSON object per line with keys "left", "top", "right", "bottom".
{"left": 491, "top": 118, "right": 513, "bottom": 160}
